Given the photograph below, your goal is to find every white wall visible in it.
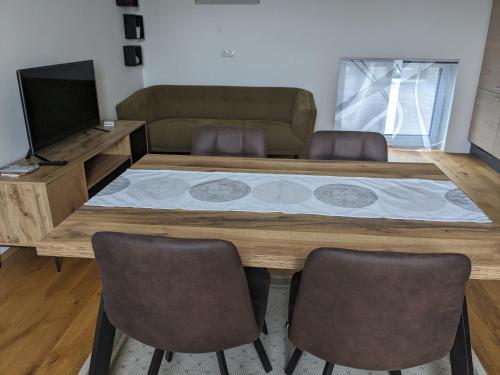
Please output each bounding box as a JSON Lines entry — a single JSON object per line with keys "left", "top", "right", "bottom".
{"left": 0, "top": 0, "right": 144, "bottom": 166}
{"left": 141, "top": 0, "right": 492, "bottom": 153}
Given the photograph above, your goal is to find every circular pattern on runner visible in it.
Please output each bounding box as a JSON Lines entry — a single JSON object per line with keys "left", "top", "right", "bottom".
{"left": 378, "top": 184, "right": 446, "bottom": 212}
{"left": 127, "top": 177, "right": 190, "bottom": 200}
{"left": 190, "top": 179, "right": 251, "bottom": 202}
{"left": 314, "top": 184, "right": 378, "bottom": 208}
{"left": 252, "top": 180, "right": 312, "bottom": 204}
{"left": 97, "top": 176, "right": 131, "bottom": 196}
{"left": 445, "top": 189, "right": 481, "bottom": 212}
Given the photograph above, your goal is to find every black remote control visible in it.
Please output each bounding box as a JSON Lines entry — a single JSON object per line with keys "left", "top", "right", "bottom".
{"left": 38, "top": 160, "right": 68, "bottom": 166}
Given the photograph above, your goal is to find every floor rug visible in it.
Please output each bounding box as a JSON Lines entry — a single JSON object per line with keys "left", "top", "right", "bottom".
{"left": 79, "top": 279, "right": 487, "bottom": 375}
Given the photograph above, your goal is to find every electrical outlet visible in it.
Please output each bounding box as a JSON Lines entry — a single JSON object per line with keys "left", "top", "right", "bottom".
{"left": 221, "top": 49, "right": 236, "bottom": 58}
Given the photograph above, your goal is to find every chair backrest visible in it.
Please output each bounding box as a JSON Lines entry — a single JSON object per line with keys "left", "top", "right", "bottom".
{"left": 307, "top": 131, "right": 388, "bottom": 161}
{"left": 191, "top": 126, "right": 267, "bottom": 157}
{"left": 92, "top": 232, "right": 259, "bottom": 353}
{"left": 289, "top": 248, "right": 471, "bottom": 370}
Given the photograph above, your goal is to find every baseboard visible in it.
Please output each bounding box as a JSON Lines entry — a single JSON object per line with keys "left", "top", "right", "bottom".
{"left": 470, "top": 144, "right": 500, "bottom": 173}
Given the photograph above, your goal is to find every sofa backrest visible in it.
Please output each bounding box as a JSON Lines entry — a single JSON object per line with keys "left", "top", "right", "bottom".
{"left": 117, "top": 85, "right": 302, "bottom": 123}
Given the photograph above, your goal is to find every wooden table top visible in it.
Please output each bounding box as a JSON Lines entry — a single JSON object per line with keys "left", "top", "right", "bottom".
{"left": 36, "top": 154, "right": 500, "bottom": 280}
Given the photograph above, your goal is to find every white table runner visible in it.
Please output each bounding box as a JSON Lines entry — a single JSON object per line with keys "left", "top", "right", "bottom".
{"left": 86, "top": 169, "right": 491, "bottom": 223}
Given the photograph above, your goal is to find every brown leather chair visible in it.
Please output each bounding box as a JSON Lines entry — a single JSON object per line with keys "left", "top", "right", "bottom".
{"left": 191, "top": 126, "right": 267, "bottom": 157}
{"left": 307, "top": 131, "right": 388, "bottom": 161}
{"left": 285, "top": 248, "right": 471, "bottom": 375}
{"left": 90, "top": 232, "right": 272, "bottom": 375}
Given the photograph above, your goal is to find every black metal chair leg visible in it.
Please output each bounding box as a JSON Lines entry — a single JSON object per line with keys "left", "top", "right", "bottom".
{"left": 165, "top": 351, "right": 173, "bottom": 362}
{"left": 253, "top": 337, "right": 272, "bottom": 372}
{"left": 322, "top": 362, "right": 335, "bottom": 375}
{"left": 148, "top": 349, "right": 164, "bottom": 375}
{"left": 89, "top": 297, "right": 116, "bottom": 375}
{"left": 389, "top": 371, "right": 402, "bottom": 375}
{"left": 450, "top": 297, "right": 475, "bottom": 375}
{"left": 262, "top": 320, "right": 269, "bottom": 335}
{"left": 216, "top": 351, "right": 229, "bottom": 375}
{"left": 285, "top": 348, "right": 303, "bottom": 375}
{"left": 54, "top": 257, "right": 61, "bottom": 272}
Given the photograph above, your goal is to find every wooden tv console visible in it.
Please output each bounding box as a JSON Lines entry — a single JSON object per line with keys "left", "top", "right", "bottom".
{"left": 0, "top": 121, "right": 147, "bottom": 247}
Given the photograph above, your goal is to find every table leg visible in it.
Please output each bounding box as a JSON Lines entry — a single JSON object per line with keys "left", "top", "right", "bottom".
{"left": 450, "top": 297, "right": 474, "bottom": 375}
{"left": 89, "top": 296, "right": 116, "bottom": 375}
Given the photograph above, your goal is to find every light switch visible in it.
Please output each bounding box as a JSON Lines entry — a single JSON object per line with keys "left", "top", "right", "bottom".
{"left": 221, "top": 49, "right": 236, "bottom": 58}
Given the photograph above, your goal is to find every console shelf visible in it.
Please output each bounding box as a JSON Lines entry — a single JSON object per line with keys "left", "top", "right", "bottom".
{"left": 0, "top": 121, "right": 147, "bottom": 247}
{"left": 85, "top": 154, "right": 131, "bottom": 189}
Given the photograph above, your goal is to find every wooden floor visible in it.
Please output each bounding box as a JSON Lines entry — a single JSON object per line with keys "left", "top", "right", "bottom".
{"left": 0, "top": 150, "right": 498, "bottom": 375}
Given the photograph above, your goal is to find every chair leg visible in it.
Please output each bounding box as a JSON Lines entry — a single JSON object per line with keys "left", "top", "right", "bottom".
{"left": 285, "top": 348, "right": 303, "bottom": 375}
{"left": 54, "top": 257, "right": 61, "bottom": 272}
{"left": 89, "top": 297, "right": 116, "bottom": 375}
{"left": 262, "top": 320, "right": 269, "bottom": 335}
{"left": 165, "top": 351, "right": 173, "bottom": 362}
{"left": 253, "top": 337, "right": 272, "bottom": 372}
{"left": 147, "top": 349, "right": 164, "bottom": 375}
{"left": 216, "top": 351, "right": 229, "bottom": 375}
{"left": 389, "top": 371, "right": 402, "bottom": 375}
{"left": 322, "top": 362, "right": 335, "bottom": 375}
{"left": 450, "top": 297, "right": 475, "bottom": 375}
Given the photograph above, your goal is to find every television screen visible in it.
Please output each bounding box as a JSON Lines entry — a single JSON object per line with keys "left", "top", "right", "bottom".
{"left": 17, "top": 60, "right": 100, "bottom": 153}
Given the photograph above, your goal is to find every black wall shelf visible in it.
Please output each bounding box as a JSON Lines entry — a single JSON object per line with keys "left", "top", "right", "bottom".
{"left": 123, "top": 46, "right": 143, "bottom": 66}
{"left": 124, "top": 14, "right": 144, "bottom": 40}
{"left": 116, "top": 0, "right": 138, "bottom": 6}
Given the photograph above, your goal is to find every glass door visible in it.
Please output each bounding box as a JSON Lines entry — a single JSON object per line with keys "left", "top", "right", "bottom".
{"left": 335, "top": 59, "right": 458, "bottom": 149}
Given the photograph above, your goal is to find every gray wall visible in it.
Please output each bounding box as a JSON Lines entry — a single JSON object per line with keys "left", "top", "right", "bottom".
{"left": 0, "top": 0, "right": 144, "bottom": 166}
{"left": 142, "top": 0, "right": 492, "bottom": 152}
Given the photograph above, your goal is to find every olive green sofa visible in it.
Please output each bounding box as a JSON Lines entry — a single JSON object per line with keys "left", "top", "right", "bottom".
{"left": 116, "top": 85, "right": 317, "bottom": 157}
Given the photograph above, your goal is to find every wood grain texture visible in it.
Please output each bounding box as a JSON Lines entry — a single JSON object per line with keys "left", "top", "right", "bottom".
{"left": 133, "top": 154, "right": 448, "bottom": 179}
{"left": 85, "top": 154, "right": 131, "bottom": 189}
{"left": 0, "top": 183, "right": 52, "bottom": 244}
{"left": 47, "top": 164, "right": 88, "bottom": 227}
{"left": 0, "top": 121, "right": 146, "bottom": 247}
{"left": 37, "top": 155, "right": 500, "bottom": 280}
{"left": 469, "top": 88, "right": 500, "bottom": 153}
{"left": 0, "top": 249, "right": 100, "bottom": 375}
{"left": 478, "top": 0, "right": 500, "bottom": 93}
{"left": 494, "top": 125, "right": 500, "bottom": 158}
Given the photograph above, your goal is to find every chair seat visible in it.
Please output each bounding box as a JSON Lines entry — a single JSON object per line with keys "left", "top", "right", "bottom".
{"left": 244, "top": 267, "right": 271, "bottom": 330}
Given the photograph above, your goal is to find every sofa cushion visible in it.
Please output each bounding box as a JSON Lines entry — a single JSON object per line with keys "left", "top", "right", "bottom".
{"left": 148, "top": 118, "right": 305, "bottom": 154}
{"left": 149, "top": 85, "right": 297, "bottom": 122}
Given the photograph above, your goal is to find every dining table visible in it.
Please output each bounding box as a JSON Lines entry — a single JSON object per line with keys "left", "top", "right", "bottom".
{"left": 36, "top": 154, "right": 500, "bottom": 375}
{"left": 37, "top": 154, "right": 500, "bottom": 280}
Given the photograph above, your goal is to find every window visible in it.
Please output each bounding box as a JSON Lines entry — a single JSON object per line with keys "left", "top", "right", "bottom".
{"left": 335, "top": 59, "right": 458, "bottom": 149}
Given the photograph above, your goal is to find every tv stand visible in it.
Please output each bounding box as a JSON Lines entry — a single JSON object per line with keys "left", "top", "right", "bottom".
{"left": 25, "top": 152, "right": 68, "bottom": 166}
{"left": 93, "top": 126, "right": 111, "bottom": 133}
{"left": 0, "top": 120, "right": 147, "bottom": 248}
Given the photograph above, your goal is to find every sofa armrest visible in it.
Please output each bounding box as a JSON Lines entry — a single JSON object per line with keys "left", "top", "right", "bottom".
{"left": 116, "top": 88, "right": 157, "bottom": 123}
{"left": 291, "top": 90, "right": 317, "bottom": 148}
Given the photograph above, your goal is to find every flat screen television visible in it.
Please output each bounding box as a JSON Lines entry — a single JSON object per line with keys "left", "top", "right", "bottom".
{"left": 17, "top": 60, "right": 100, "bottom": 155}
